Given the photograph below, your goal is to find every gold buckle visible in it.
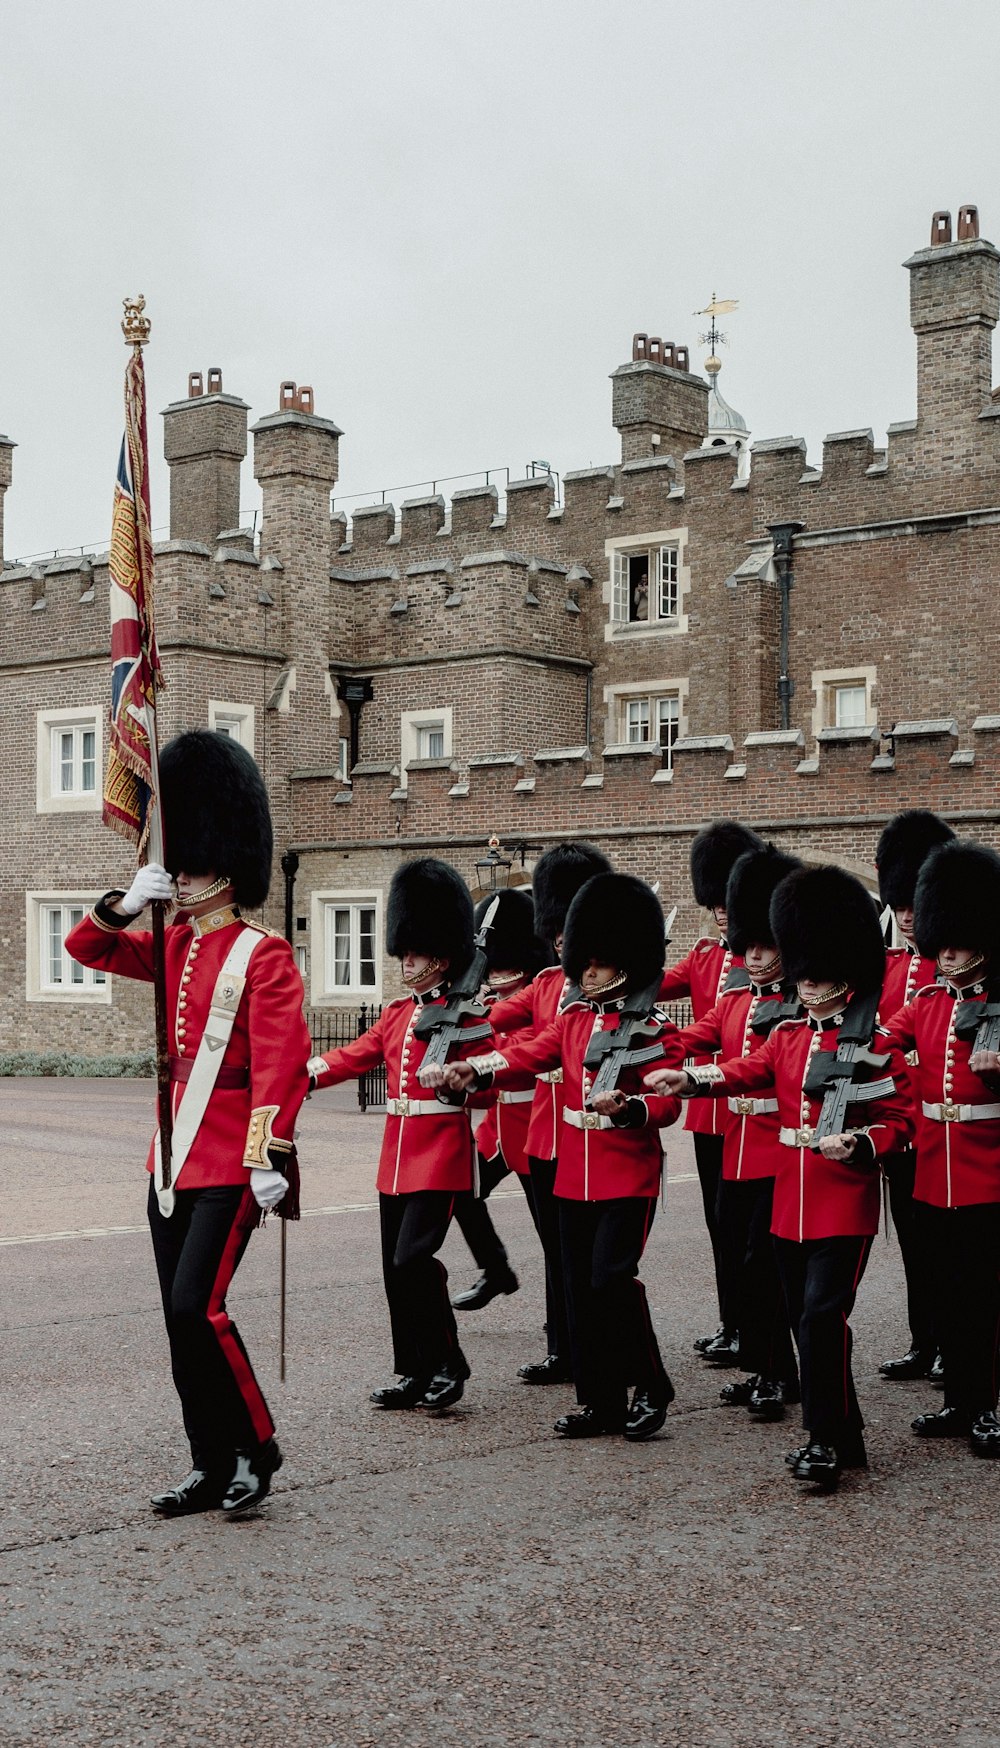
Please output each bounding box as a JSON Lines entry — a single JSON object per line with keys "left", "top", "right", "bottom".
{"left": 940, "top": 1102, "right": 960, "bottom": 1121}
{"left": 394, "top": 1096, "right": 410, "bottom": 1117}
{"left": 736, "top": 1098, "right": 755, "bottom": 1115}
{"left": 582, "top": 1111, "right": 600, "bottom": 1129}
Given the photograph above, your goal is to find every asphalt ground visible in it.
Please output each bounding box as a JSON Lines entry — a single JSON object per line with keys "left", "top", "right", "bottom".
{"left": 2, "top": 1079, "right": 999, "bottom": 1748}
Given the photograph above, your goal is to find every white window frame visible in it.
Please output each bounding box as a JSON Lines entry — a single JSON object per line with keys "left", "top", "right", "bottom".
{"left": 310, "top": 888, "right": 383, "bottom": 1004}
{"left": 810, "top": 665, "right": 877, "bottom": 739}
{"left": 36, "top": 706, "right": 103, "bottom": 814}
{"left": 337, "top": 736, "right": 351, "bottom": 782}
{"left": 208, "top": 700, "right": 256, "bottom": 753}
{"left": 605, "top": 528, "right": 690, "bottom": 640}
{"left": 26, "top": 892, "right": 112, "bottom": 1004}
{"left": 400, "top": 706, "right": 453, "bottom": 788}
{"left": 605, "top": 679, "right": 688, "bottom": 767}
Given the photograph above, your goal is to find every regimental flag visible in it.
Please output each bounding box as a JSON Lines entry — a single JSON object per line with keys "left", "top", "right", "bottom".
{"left": 103, "top": 347, "right": 164, "bottom": 855}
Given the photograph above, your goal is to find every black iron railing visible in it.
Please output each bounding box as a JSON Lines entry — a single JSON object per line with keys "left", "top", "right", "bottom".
{"left": 308, "top": 1004, "right": 385, "bottom": 1110}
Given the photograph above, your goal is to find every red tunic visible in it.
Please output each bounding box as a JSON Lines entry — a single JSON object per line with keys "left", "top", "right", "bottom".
{"left": 883, "top": 984, "right": 1000, "bottom": 1208}
{"left": 490, "top": 1003, "right": 684, "bottom": 1201}
{"left": 66, "top": 908, "right": 310, "bottom": 1189}
{"left": 474, "top": 1002, "right": 535, "bottom": 1178}
{"left": 680, "top": 985, "right": 788, "bottom": 1182}
{"left": 697, "top": 1019, "right": 913, "bottom": 1241}
{"left": 660, "top": 939, "right": 743, "bottom": 1137}
{"left": 313, "top": 994, "right": 486, "bottom": 1195}
{"left": 880, "top": 946, "right": 938, "bottom": 1020}
{"left": 489, "top": 964, "right": 572, "bottom": 1161}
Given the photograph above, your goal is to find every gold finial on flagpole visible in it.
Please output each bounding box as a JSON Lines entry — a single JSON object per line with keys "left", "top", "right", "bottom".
{"left": 122, "top": 295, "right": 151, "bottom": 349}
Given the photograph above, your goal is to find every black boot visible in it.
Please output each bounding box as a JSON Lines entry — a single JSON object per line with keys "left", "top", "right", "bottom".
{"left": 911, "top": 1405, "right": 970, "bottom": 1438}
{"left": 417, "top": 1358, "right": 471, "bottom": 1411}
{"left": 701, "top": 1330, "right": 740, "bottom": 1366}
{"left": 554, "top": 1406, "right": 625, "bottom": 1439}
{"left": 221, "top": 1438, "right": 283, "bottom": 1516}
{"left": 878, "top": 1346, "right": 935, "bottom": 1381}
{"left": 452, "top": 1267, "right": 519, "bottom": 1310}
{"left": 693, "top": 1324, "right": 723, "bottom": 1354}
{"left": 970, "top": 1410, "right": 1000, "bottom": 1457}
{"left": 719, "top": 1374, "right": 760, "bottom": 1406}
{"left": 518, "top": 1353, "right": 571, "bottom": 1385}
{"left": 748, "top": 1377, "right": 800, "bottom": 1422}
{"left": 929, "top": 1352, "right": 945, "bottom": 1388}
{"left": 150, "top": 1467, "right": 230, "bottom": 1516}
{"left": 370, "top": 1375, "right": 430, "bottom": 1409}
{"left": 791, "top": 1442, "right": 840, "bottom": 1487}
{"left": 624, "top": 1379, "right": 675, "bottom": 1442}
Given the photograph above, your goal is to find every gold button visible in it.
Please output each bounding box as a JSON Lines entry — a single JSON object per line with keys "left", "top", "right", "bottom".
{"left": 177, "top": 1044, "right": 185, "bottom": 1055}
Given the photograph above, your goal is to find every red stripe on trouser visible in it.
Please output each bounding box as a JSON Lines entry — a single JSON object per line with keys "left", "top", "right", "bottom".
{"left": 207, "top": 1186, "right": 274, "bottom": 1444}
{"left": 841, "top": 1239, "right": 868, "bottom": 1422}
{"left": 437, "top": 1195, "right": 456, "bottom": 1356}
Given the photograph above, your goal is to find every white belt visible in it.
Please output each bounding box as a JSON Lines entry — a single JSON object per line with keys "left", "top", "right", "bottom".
{"left": 386, "top": 1096, "right": 466, "bottom": 1118}
{"left": 780, "top": 1125, "right": 815, "bottom": 1147}
{"left": 922, "top": 1100, "right": 1000, "bottom": 1123}
{"left": 499, "top": 1090, "right": 535, "bottom": 1105}
{"left": 538, "top": 1069, "right": 563, "bottom": 1085}
{"left": 728, "top": 1096, "right": 779, "bottom": 1117}
{"left": 563, "top": 1107, "right": 615, "bottom": 1131}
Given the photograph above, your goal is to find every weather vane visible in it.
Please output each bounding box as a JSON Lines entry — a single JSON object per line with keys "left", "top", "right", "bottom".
{"left": 694, "top": 293, "right": 738, "bottom": 357}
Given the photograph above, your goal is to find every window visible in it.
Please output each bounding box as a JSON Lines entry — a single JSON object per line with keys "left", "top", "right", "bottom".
{"left": 36, "top": 707, "right": 103, "bottom": 814}
{"left": 622, "top": 693, "right": 681, "bottom": 765}
{"left": 337, "top": 736, "right": 351, "bottom": 781}
{"left": 400, "top": 707, "right": 453, "bottom": 786}
{"left": 606, "top": 530, "right": 689, "bottom": 639}
{"left": 810, "top": 667, "right": 877, "bottom": 738}
{"left": 26, "top": 894, "right": 111, "bottom": 1003}
{"left": 310, "top": 889, "right": 383, "bottom": 1003}
{"left": 833, "top": 684, "right": 867, "bottom": 728}
{"left": 208, "top": 700, "right": 255, "bottom": 753}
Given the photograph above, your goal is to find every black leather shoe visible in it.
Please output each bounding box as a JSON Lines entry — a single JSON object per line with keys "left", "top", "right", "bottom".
{"left": 624, "top": 1378, "right": 676, "bottom": 1441}
{"left": 970, "top": 1411, "right": 1000, "bottom": 1457}
{"left": 417, "top": 1360, "right": 471, "bottom": 1411}
{"left": 554, "top": 1406, "right": 624, "bottom": 1438}
{"left": 452, "top": 1267, "right": 519, "bottom": 1310}
{"left": 370, "top": 1375, "right": 430, "bottom": 1408}
{"left": 150, "top": 1468, "right": 230, "bottom": 1516}
{"left": 930, "top": 1352, "right": 945, "bottom": 1387}
{"left": 785, "top": 1444, "right": 808, "bottom": 1467}
{"left": 720, "top": 1374, "right": 760, "bottom": 1405}
{"left": 911, "top": 1406, "right": 970, "bottom": 1438}
{"left": 748, "top": 1377, "right": 800, "bottom": 1421}
{"left": 693, "top": 1325, "right": 723, "bottom": 1354}
{"left": 518, "top": 1354, "right": 571, "bottom": 1385}
{"left": 792, "top": 1442, "right": 840, "bottom": 1486}
{"left": 878, "top": 1346, "right": 935, "bottom": 1381}
{"left": 221, "top": 1439, "right": 283, "bottom": 1516}
{"left": 701, "top": 1331, "right": 740, "bottom": 1366}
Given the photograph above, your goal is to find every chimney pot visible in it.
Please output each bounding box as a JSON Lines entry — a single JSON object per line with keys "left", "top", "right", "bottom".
{"left": 931, "top": 210, "right": 953, "bottom": 246}
{"left": 958, "top": 204, "right": 980, "bottom": 241}
{"left": 188, "top": 371, "right": 204, "bottom": 398}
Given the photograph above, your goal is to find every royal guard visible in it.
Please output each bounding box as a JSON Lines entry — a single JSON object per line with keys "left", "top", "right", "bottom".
{"left": 309, "top": 858, "right": 486, "bottom": 1412}
{"left": 883, "top": 840, "right": 1000, "bottom": 1457}
{"left": 485, "top": 842, "right": 613, "bottom": 1384}
{"left": 875, "top": 809, "right": 954, "bottom": 1384}
{"left": 451, "top": 889, "right": 550, "bottom": 1312}
{"left": 649, "top": 865, "right": 913, "bottom": 1488}
{"left": 676, "top": 845, "right": 802, "bottom": 1421}
{"left": 660, "top": 819, "right": 764, "bottom": 1362}
{"left": 67, "top": 731, "right": 310, "bottom": 1517}
{"left": 436, "top": 874, "right": 684, "bottom": 1440}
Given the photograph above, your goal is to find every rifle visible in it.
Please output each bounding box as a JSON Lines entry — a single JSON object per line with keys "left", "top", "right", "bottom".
{"left": 802, "top": 989, "right": 893, "bottom": 1149}
{"left": 583, "top": 976, "right": 668, "bottom": 1104}
{"left": 953, "top": 985, "right": 1000, "bottom": 1058}
{"left": 750, "top": 985, "right": 802, "bottom": 1036}
{"left": 412, "top": 895, "right": 499, "bottom": 1079}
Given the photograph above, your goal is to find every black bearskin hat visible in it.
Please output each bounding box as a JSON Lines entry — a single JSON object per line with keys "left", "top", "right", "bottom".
{"left": 475, "top": 889, "right": 550, "bottom": 976}
{"left": 386, "top": 857, "right": 474, "bottom": 972}
{"left": 690, "top": 820, "right": 766, "bottom": 909}
{"left": 531, "top": 842, "right": 613, "bottom": 943}
{"left": 914, "top": 840, "right": 1000, "bottom": 962}
{"left": 725, "top": 846, "right": 803, "bottom": 958}
{"left": 876, "top": 810, "right": 956, "bottom": 911}
{"left": 769, "top": 865, "right": 885, "bottom": 995}
{"left": 561, "top": 874, "right": 667, "bottom": 991}
{"left": 159, "top": 730, "right": 272, "bottom": 909}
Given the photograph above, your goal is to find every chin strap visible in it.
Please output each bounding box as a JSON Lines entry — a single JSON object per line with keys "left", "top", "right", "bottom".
{"left": 800, "top": 981, "right": 850, "bottom": 1012}
{"left": 175, "top": 873, "right": 233, "bottom": 908}
{"left": 401, "top": 957, "right": 445, "bottom": 989}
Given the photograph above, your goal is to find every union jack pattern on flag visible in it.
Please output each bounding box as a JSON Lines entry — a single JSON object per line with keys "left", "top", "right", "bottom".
{"left": 103, "top": 348, "right": 164, "bottom": 855}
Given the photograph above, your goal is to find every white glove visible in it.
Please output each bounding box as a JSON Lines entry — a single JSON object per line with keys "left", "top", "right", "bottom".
{"left": 251, "top": 1167, "right": 288, "bottom": 1210}
{"left": 120, "top": 863, "right": 175, "bottom": 915}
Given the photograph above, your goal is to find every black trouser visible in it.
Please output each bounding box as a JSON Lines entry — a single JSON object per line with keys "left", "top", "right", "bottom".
{"left": 884, "top": 1150, "right": 936, "bottom": 1354}
{"left": 694, "top": 1132, "right": 731, "bottom": 1329}
{"left": 915, "top": 1200, "right": 1000, "bottom": 1417}
{"left": 452, "top": 1152, "right": 512, "bottom": 1276}
{"left": 774, "top": 1234, "right": 873, "bottom": 1451}
{"left": 379, "top": 1190, "right": 466, "bottom": 1380}
{"left": 558, "top": 1196, "right": 668, "bottom": 1420}
{"left": 718, "top": 1177, "right": 797, "bottom": 1385}
{"left": 147, "top": 1178, "right": 273, "bottom": 1477}
{"left": 527, "top": 1155, "right": 570, "bottom": 1362}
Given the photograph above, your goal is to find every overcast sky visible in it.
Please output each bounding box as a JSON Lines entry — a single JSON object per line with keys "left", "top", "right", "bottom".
{"left": 3, "top": 0, "right": 999, "bottom": 560}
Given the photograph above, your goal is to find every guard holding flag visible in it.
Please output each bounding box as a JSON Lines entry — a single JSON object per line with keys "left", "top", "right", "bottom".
{"left": 67, "top": 731, "right": 310, "bottom": 1517}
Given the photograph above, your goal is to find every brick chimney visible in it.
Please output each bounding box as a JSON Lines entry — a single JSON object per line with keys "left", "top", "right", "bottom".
{"left": 611, "top": 335, "right": 709, "bottom": 464}
{"left": 162, "top": 369, "right": 249, "bottom": 545}
{"left": 905, "top": 206, "right": 1000, "bottom": 439}
{"left": 0, "top": 435, "right": 14, "bottom": 564}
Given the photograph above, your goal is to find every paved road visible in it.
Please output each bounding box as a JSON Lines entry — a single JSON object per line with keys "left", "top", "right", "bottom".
{"left": 2, "top": 1080, "right": 997, "bottom": 1747}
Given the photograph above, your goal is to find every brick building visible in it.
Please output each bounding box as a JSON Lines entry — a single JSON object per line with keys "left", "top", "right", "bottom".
{"left": 3, "top": 205, "right": 1000, "bottom": 1055}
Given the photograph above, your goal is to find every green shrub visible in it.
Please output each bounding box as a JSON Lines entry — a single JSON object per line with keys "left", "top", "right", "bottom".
{"left": 0, "top": 1052, "right": 156, "bottom": 1078}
